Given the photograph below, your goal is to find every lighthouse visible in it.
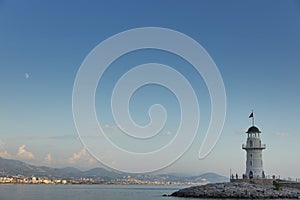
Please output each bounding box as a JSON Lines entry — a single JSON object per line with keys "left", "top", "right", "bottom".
{"left": 242, "top": 112, "right": 266, "bottom": 179}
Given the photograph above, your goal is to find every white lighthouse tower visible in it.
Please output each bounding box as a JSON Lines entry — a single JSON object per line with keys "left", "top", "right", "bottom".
{"left": 242, "top": 113, "right": 266, "bottom": 179}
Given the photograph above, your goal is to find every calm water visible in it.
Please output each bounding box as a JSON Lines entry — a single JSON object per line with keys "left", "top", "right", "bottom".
{"left": 0, "top": 184, "right": 194, "bottom": 200}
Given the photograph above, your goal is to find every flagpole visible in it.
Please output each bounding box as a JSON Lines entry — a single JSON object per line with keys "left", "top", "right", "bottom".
{"left": 252, "top": 109, "right": 254, "bottom": 126}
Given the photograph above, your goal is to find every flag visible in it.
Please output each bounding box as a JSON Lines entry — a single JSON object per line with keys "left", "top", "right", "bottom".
{"left": 249, "top": 112, "right": 254, "bottom": 118}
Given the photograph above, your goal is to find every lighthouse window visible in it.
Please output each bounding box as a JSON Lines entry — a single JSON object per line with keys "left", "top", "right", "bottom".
{"left": 250, "top": 154, "right": 252, "bottom": 158}
{"left": 250, "top": 140, "right": 253, "bottom": 147}
{"left": 250, "top": 161, "right": 253, "bottom": 166}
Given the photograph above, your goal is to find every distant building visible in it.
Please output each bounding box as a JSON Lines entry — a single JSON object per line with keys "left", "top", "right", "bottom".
{"left": 31, "top": 176, "right": 37, "bottom": 183}
{"left": 242, "top": 125, "right": 266, "bottom": 178}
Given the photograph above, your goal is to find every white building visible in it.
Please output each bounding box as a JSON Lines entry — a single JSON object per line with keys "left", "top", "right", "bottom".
{"left": 242, "top": 125, "right": 266, "bottom": 178}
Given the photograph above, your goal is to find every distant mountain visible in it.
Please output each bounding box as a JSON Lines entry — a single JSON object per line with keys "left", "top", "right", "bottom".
{"left": 0, "top": 157, "right": 228, "bottom": 183}
{"left": 82, "top": 167, "right": 122, "bottom": 181}
{"left": 0, "top": 157, "right": 119, "bottom": 180}
{"left": 198, "top": 172, "right": 229, "bottom": 183}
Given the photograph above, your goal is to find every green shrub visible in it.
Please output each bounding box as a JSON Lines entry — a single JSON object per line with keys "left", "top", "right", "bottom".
{"left": 273, "top": 181, "right": 281, "bottom": 190}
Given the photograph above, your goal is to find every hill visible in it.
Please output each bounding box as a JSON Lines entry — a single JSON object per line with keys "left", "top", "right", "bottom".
{"left": 0, "top": 157, "right": 228, "bottom": 183}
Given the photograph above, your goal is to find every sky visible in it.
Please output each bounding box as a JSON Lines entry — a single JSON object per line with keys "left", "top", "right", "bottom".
{"left": 0, "top": 0, "right": 300, "bottom": 178}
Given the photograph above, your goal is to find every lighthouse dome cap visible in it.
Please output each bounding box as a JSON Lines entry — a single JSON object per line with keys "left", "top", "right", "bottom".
{"left": 246, "top": 126, "right": 261, "bottom": 133}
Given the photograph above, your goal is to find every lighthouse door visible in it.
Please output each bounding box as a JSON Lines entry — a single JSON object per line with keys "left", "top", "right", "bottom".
{"left": 249, "top": 171, "right": 253, "bottom": 179}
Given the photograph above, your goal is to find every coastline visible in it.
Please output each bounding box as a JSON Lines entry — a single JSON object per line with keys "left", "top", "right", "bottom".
{"left": 170, "top": 181, "right": 300, "bottom": 199}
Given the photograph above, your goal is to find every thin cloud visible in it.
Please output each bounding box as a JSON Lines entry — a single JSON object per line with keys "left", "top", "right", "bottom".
{"left": 68, "top": 148, "right": 87, "bottom": 164}
{"left": 17, "top": 144, "right": 34, "bottom": 159}
{"left": 88, "top": 157, "right": 96, "bottom": 164}
{"left": 275, "top": 133, "right": 289, "bottom": 138}
{"left": 103, "top": 124, "right": 122, "bottom": 131}
{"left": 234, "top": 129, "right": 247, "bottom": 135}
{"left": 25, "top": 134, "right": 76, "bottom": 140}
{"left": 165, "top": 131, "right": 172, "bottom": 136}
{"left": 0, "top": 139, "right": 4, "bottom": 148}
{"left": 48, "top": 134, "right": 76, "bottom": 140}
{"left": 24, "top": 73, "right": 30, "bottom": 79}
{"left": 0, "top": 139, "right": 12, "bottom": 159}
{"left": 68, "top": 148, "right": 96, "bottom": 165}
{"left": 0, "top": 150, "right": 12, "bottom": 159}
{"left": 44, "top": 153, "right": 52, "bottom": 163}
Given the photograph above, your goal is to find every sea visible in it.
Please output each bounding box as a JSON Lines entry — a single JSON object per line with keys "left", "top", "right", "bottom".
{"left": 0, "top": 184, "right": 194, "bottom": 200}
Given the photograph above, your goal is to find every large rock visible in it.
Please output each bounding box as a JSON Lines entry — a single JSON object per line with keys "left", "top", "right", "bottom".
{"left": 171, "top": 182, "right": 300, "bottom": 198}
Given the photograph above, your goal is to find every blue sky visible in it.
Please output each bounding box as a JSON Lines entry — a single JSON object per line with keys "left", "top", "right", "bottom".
{"left": 0, "top": 0, "right": 300, "bottom": 177}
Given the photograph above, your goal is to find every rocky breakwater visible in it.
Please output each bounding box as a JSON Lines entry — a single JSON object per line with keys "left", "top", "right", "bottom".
{"left": 171, "top": 182, "right": 300, "bottom": 198}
